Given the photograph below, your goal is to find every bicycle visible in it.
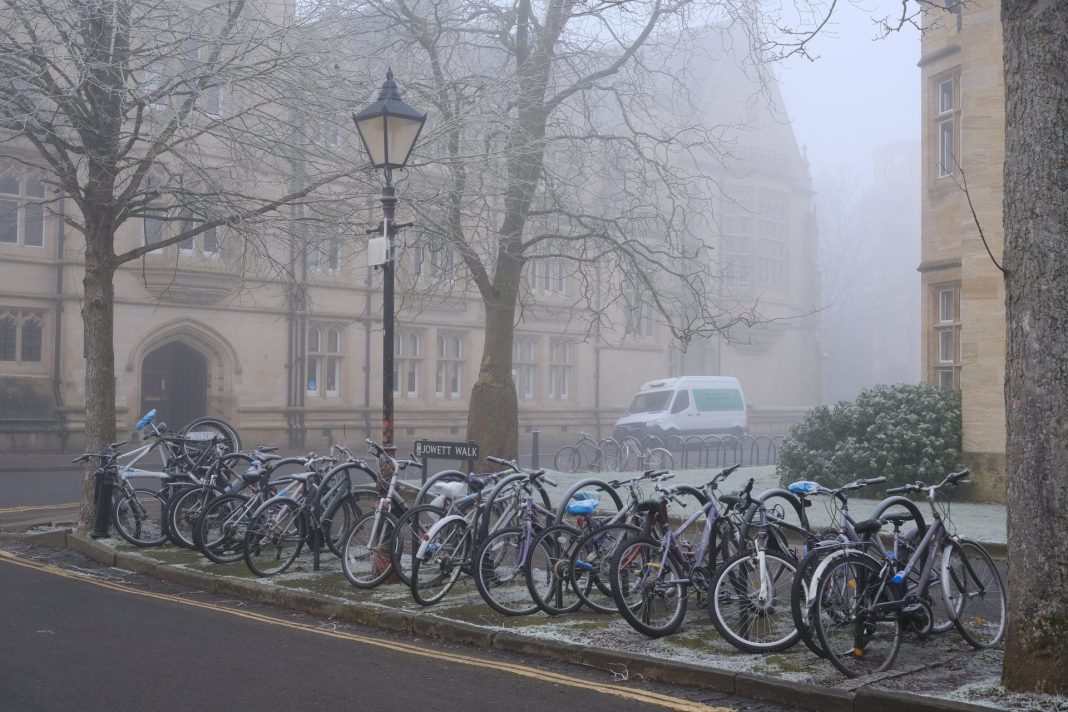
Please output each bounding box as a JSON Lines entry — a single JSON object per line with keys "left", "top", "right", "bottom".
{"left": 472, "top": 466, "right": 559, "bottom": 615}
{"left": 617, "top": 436, "right": 674, "bottom": 473}
{"left": 609, "top": 466, "right": 747, "bottom": 637}
{"left": 786, "top": 477, "right": 937, "bottom": 658}
{"left": 553, "top": 433, "right": 620, "bottom": 473}
{"left": 810, "top": 468, "right": 1005, "bottom": 677}
{"left": 76, "top": 441, "right": 170, "bottom": 547}
{"left": 242, "top": 447, "right": 380, "bottom": 577}
{"left": 409, "top": 456, "right": 543, "bottom": 606}
{"left": 339, "top": 443, "right": 425, "bottom": 589}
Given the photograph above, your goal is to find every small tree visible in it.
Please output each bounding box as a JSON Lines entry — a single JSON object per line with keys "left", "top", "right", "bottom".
{"left": 778, "top": 384, "right": 961, "bottom": 489}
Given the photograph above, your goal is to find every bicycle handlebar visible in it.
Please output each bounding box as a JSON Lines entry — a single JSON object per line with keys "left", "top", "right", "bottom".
{"left": 885, "top": 469, "right": 970, "bottom": 496}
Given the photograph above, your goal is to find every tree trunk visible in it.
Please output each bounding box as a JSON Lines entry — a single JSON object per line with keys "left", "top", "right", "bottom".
{"left": 467, "top": 272, "right": 521, "bottom": 467}
{"left": 78, "top": 236, "right": 118, "bottom": 532}
{"left": 1001, "top": 1, "right": 1068, "bottom": 694}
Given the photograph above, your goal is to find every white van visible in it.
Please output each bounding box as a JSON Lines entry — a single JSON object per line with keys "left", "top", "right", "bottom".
{"left": 612, "top": 376, "right": 747, "bottom": 443}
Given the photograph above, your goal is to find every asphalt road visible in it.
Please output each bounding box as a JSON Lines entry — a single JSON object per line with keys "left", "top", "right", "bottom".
{"left": 0, "top": 549, "right": 779, "bottom": 712}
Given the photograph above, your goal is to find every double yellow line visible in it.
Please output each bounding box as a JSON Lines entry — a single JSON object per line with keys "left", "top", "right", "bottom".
{"left": 0, "top": 549, "right": 727, "bottom": 712}
{"left": 0, "top": 502, "right": 79, "bottom": 514}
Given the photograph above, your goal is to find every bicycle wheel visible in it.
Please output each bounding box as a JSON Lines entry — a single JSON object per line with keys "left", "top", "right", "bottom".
{"left": 791, "top": 545, "right": 837, "bottom": 658}
{"left": 646, "top": 448, "right": 674, "bottom": 470}
{"left": 525, "top": 524, "right": 584, "bottom": 616}
{"left": 195, "top": 493, "right": 252, "bottom": 564}
{"left": 474, "top": 526, "right": 539, "bottom": 616}
{"left": 709, "top": 550, "right": 800, "bottom": 653}
{"left": 942, "top": 539, "right": 1005, "bottom": 648}
{"left": 410, "top": 519, "right": 470, "bottom": 606}
{"left": 112, "top": 487, "right": 168, "bottom": 547}
{"left": 610, "top": 536, "right": 688, "bottom": 637}
{"left": 813, "top": 552, "right": 901, "bottom": 677}
{"left": 341, "top": 510, "right": 398, "bottom": 589}
{"left": 569, "top": 523, "right": 641, "bottom": 613}
{"left": 553, "top": 446, "right": 581, "bottom": 473}
{"left": 243, "top": 498, "right": 306, "bottom": 577}
{"left": 391, "top": 504, "right": 445, "bottom": 587}
{"left": 321, "top": 489, "right": 360, "bottom": 559}
{"left": 167, "top": 484, "right": 224, "bottom": 549}
{"left": 178, "top": 417, "right": 241, "bottom": 467}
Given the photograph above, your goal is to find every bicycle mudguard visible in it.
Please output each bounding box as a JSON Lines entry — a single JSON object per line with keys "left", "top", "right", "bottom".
{"left": 414, "top": 514, "right": 469, "bottom": 559}
{"left": 806, "top": 548, "right": 883, "bottom": 607}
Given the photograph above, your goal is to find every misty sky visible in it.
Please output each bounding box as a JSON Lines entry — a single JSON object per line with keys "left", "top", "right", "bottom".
{"left": 776, "top": 1, "right": 921, "bottom": 176}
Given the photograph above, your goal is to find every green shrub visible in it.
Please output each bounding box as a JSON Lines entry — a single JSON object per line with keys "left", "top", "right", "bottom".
{"left": 777, "top": 384, "right": 962, "bottom": 489}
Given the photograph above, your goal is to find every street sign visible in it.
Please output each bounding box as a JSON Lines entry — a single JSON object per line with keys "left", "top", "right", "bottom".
{"left": 414, "top": 440, "right": 480, "bottom": 460}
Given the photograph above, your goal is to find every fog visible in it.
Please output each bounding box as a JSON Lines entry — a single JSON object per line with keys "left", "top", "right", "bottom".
{"left": 779, "top": 2, "right": 923, "bottom": 401}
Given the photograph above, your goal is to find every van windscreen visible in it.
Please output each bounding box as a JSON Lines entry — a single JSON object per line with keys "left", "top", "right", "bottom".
{"left": 693, "top": 389, "right": 744, "bottom": 411}
{"left": 627, "top": 390, "right": 673, "bottom": 415}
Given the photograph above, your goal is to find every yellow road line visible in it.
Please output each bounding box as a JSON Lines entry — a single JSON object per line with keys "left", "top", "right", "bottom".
{"left": 0, "top": 502, "right": 79, "bottom": 514}
{"left": 0, "top": 549, "right": 728, "bottom": 712}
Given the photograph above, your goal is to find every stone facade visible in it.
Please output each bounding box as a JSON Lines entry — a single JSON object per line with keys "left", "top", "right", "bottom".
{"left": 0, "top": 35, "right": 824, "bottom": 455}
{"left": 918, "top": 1, "right": 1006, "bottom": 502}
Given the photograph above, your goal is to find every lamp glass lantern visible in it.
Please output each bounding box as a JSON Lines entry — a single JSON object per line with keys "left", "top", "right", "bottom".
{"left": 353, "top": 69, "right": 427, "bottom": 172}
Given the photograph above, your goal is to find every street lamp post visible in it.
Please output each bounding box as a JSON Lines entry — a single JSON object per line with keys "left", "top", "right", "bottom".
{"left": 353, "top": 69, "right": 426, "bottom": 455}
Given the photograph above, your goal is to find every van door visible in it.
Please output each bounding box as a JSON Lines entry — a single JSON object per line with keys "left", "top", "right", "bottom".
{"left": 668, "top": 389, "right": 693, "bottom": 434}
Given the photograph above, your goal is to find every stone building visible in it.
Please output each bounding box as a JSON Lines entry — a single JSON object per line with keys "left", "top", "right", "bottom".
{"left": 0, "top": 29, "right": 823, "bottom": 454}
{"left": 918, "top": 0, "right": 1006, "bottom": 501}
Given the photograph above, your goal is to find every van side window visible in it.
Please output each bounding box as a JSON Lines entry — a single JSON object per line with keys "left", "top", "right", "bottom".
{"left": 670, "top": 390, "right": 690, "bottom": 414}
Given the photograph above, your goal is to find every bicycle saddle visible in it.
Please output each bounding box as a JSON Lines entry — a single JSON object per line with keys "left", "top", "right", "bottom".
{"left": 636, "top": 498, "right": 665, "bottom": 513}
{"left": 464, "top": 474, "right": 494, "bottom": 491}
{"left": 881, "top": 514, "right": 913, "bottom": 528}
{"left": 853, "top": 519, "right": 884, "bottom": 536}
{"left": 718, "top": 493, "right": 743, "bottom": 509}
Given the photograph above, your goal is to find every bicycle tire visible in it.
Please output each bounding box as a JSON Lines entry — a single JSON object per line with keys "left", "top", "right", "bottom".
{"left": 553, "top": 446, "right": 581, "bottom": 473}
{"left": 112, "top": 487, "right": 168, "bottom": 547}
{"left": 790, "top": 544, "right": 839, "bottom": 658}
{"left": 525, "top": 524, "right": 585, "bottom": 616}
{"left": 646, "top": 447, "right": 674, "bottom": 470}
{"left": 410, "top": 519, "right": 470, "bottom": 606}
{"left": 709, "top": 549, "right": 801, "bottom": 653}
{"left": 943, "top": 538, "right": 1005, "bottom": 648}
{"left": 167, "top": 483, "right": 225, "bottom": 549}
{"left": 569, "top": 523, "right": 641, "bottom": 613}
{"left": 390, "top": 504, "right": 446, "bottom": 587}
{"left": 243, "top": 498, "right": 306, "bottom": 577}
{"left": 194, "top": 492, "right": 253, "bottom": 564}
{"left": 341, "top": 510, "right": 399, "bottom": 589}
{"left": 812, "top": 551, "right": 902, "bottom": 677}
{"left": 610, "top": 535, "right": 688, "bottom": 637}
{"left": 178, "top": 416, "right": 242, "bottom": 467}
{"left": 474, "top": 526, "right": 540, "bottom": 616}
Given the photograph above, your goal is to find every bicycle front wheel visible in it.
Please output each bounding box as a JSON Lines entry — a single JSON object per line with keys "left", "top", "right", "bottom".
{"left": 553, "top": 446, "right": 581, "bottom": 473}
{"left": 410, "top": 519, "right": 470, "bottom": 606}
{"left": 710, "top": 550, "right": 800, "bottom": 653}
{"left": 943, "top": 539, "right": 1005, "bottom": 648}
{"left": 813, "top": 552, "right": 901, "bottom": 677}
{"left": 243, "top": 499, "right": 306, "bottom": 577}
{"left": 112, "top": 487, "right": 168, "bottom": 547}
{"left": 569, "top": 523, "right": 641, "bottom": 613}
{"left": 610, "top": 536, "right": 688, "bottom": 637}
{"left": 195, "top": 493, "right": 252, "bottom": 564}
{"left": 391, "top": 505, "right": 445, "bottom": 587}
{"left": 341, "top": 511, "right": 398, "bottom": 589}
{"left": 526, "top": 524, "right": 584, "bottom": 616}
{"left": 475, "top": 527, "right": 539, "bottom": 616}
{"left": 168, "top": 485, "right": 223, "bottom": 549}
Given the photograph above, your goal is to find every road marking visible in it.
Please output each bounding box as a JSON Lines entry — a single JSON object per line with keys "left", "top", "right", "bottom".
{"left": 0, "top": 502, "right": 79, "bottom": 514}
{"left": 0, "top": 549, "right": 728, "bottom": 712}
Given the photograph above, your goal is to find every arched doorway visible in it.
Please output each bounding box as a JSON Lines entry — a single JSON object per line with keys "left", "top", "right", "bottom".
{"left": 140, "top": 341, "right": 208, "bottom": 430}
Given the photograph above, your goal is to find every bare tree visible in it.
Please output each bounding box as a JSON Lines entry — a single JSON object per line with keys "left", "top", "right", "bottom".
{"left": 0, "top": 0, "right": 371, "bottom": 528}
{"left": 342, "top": 1, "right": 771, "bottom": 463}
{"left": 1001, "top": 1, "right": 1068, "bottom": 695}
